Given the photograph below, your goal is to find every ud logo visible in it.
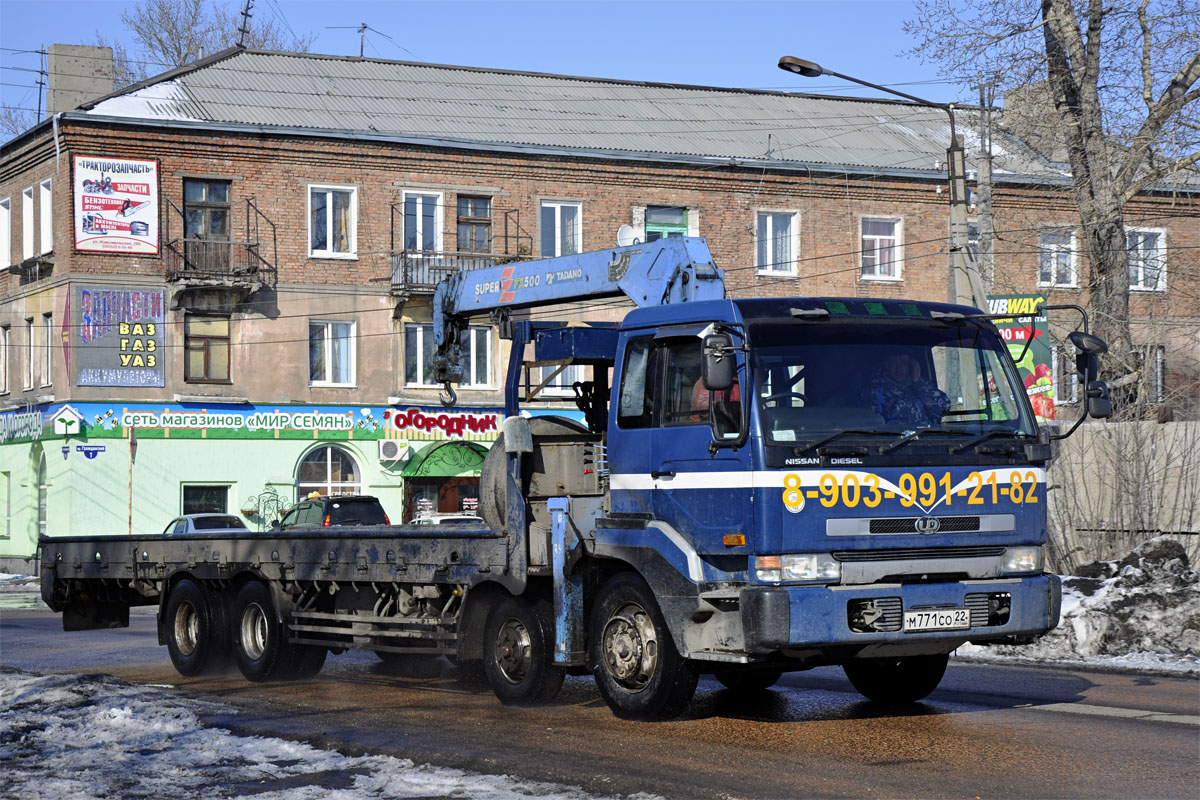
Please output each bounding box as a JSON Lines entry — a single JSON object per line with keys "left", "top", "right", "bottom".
{"left": 914, "top": 516, "right": 942, "bottom": 534}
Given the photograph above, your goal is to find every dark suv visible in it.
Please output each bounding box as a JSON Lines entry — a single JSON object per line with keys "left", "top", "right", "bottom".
{"left": 274, "top": 495, "right": 390, "bottom": 529}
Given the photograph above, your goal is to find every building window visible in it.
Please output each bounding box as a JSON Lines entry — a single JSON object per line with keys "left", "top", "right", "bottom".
{"left": 1051, "top": 344, "right": 1079, "bottom": 405}
{"left": 182, "top": 485, "right": 229, "bottom": 515}
{"left": 40, "top": 312, "right": 52, "bottom": 387}
{"left": 540, "top": 200, "right": 581, "bottom": 257}
{"left": 183, "top": 179, "right": 231, "bottom": 271}
{"left": 645, "top": 206, "right": 688, "bottom": 242}
{"left": 309, "top": 320, "right": 355, "bottom": 386}
{"left": 860, "top": 217, "right": 901, "bottom": 279}
{"left": 22, "top": 188, "right": 33, "bottom": 261}
{"left": 297, "top": 445, "right": 361, "bottom": 499}
{"left": 36, "top": 451, "right": 47, "bottom": 539}
{"left": 309, "top": 184, "right": 357, "bottom": 257}
{"left": 38, "top": 179, "right": 52, "bottom": 254}
{"left": 1136, "top": 345, "right": 1165, "bottom": 404}
{"left": 184, "top": 315, "right": 231, "bottom": 383}
{"left": 404, "top": 191, "right": 442, "bottom": 252}
{"left": 1038, "top": 229, "right": 1076, "bottom": 287}
{"left": 756, "top": 211, "right": 798, "bottom": 275}
{"left": 23, "top": 318, "right": 33, "bottom": 390}
{"left": 0, "top": 326, "right": 9, "bottom": 394}
{"left": 404, "top": 324, "right": 492, "bottom": 387}
{"left": 1, "top": 197, "right": 10, "bottom": 269}
{"left": 534, "top": 364, "right": 586, "bottom": 397}
{"left": 457, "top": 196, "right": 491, "bottom": 252}
{"left": 1127, "top": 229, "right": 1165, "bottom": 291}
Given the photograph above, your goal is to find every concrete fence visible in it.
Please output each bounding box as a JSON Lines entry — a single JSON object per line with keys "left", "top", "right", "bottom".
{"left": 1046, "top": 421, "right": 1200, "bottom": 572}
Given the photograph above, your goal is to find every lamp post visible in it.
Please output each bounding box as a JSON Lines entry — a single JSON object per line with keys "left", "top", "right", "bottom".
{"left": 778, "top": 56, "right": 983, "bottom": 308}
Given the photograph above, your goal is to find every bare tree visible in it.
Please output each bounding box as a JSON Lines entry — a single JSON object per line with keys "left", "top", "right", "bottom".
{"left": 906, "top": 0, "right": 1200, "bottom": 407}
{"left": 96, "top": 0, "right": 315, "bottom": 87}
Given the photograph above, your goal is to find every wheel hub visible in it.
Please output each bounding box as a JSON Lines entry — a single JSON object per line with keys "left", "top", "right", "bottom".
{"left": 601, "top": 603, "right": 657, "bottom": 691}
{"left": 240, "top": 602, "right": 268, "bottom": 661}
{"left": 173, "top": 602, "right": 199, "bottom": 656}
{"left": 493, "top": 617, "right": 532, "bottom": 684}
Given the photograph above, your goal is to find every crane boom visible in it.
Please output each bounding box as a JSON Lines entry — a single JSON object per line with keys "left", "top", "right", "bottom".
{"left": 432, "top": 237, "right": 725, "bottom": 397}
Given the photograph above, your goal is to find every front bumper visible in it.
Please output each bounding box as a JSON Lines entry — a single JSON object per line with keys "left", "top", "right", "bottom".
{"left": 740, "top": 574, "right": 1061, "bottom": 654}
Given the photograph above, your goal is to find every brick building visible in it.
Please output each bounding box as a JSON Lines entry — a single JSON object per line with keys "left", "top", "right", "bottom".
{"left": 0, "top": 48, "right": 1196, "bottom": 567}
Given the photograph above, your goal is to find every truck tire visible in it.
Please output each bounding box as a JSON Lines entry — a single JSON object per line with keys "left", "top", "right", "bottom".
{"left": 589, "top": 573, "right": 698, "bottom": 721}
{"left": 164, "top": 578, "right": 228, "bottom": 677}
{"left": 482, "top": 595, "right": 565, "bottom": 705}
{"left": 842, "top": 653, "right": 949, "bottom": 704}
{"left": 713, "top": 666, "right": 784, "bottom": 693}
{"left": 231, "top": 581, "right": 295, "bottom": 682}
{"left": 288, "top": 644, "right": 328, "bottom": 680}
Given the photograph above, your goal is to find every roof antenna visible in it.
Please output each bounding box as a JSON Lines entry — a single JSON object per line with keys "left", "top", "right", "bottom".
{"left": 236, "top": 0, "right": 254, "bottom": 49}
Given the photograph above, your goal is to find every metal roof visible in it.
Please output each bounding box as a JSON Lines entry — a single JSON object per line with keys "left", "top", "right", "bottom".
{"left": 71, "top": 49, "right": 1069, "bottom": 182}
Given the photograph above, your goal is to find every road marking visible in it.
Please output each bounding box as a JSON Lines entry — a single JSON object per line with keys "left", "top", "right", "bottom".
{"left": 1016, "top": 701, "right": 1200, "bottom": 727}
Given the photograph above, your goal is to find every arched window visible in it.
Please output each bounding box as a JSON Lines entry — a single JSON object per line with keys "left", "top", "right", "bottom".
{"left": 296, "top": 446, "right": 361, "bottom": 499}
{"left": 36, "top": 450, "right": 47, "bottom": 537}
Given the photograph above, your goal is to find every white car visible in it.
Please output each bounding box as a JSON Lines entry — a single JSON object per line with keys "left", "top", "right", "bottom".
{"left": 161, "top": 513, "right": 252, "bottom": 535}
{"left": 411, "top": 514, "right": 485, "bottom": 526}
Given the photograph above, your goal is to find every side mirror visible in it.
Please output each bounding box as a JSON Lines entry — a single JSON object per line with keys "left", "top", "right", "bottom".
{"left": 1086, "top": 380, "right": 1112, "bottom": 419}
{"left": 702, "top": 333, "right": 735, "bottom": 391}
{"left": 1069, "top": 331, "right": 1107, "bottom": 384}
{"left": 270, "top": 520, "right": 282, "bottom": 531}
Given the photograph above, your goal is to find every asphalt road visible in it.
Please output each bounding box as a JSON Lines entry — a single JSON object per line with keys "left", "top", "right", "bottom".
{"left": 3, "top": 603, "right": 1198, "bottom": 800}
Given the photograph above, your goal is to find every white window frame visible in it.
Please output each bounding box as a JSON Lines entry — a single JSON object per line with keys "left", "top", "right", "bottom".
{"left": 1127, "top": 227, "right": 1166, "bottom": 292}
{"left": 296, "top": 445, "right": 362, "bottom": 498}
{"left": 540, "top": 200, "right": 582, "bottom": 258}
{"left": 535, "top": 364, "right": 587, "bottom": 397}
{"left": 1038, "top": 228, "right": 1078, "bottom": 288}
{"left": 40, "top": 312, "right": 52, "bottom": 387}
{"left": 0, "top": 198, "right": 11, "bottom": 269}
{"left": 404, "top": 324, "right": 493, "bottom": 388}
{"left": 0, "top": 326, "right": 9, "bottom": 394}
{"left": 859, "top": 216, "right": 903, "bottom": 280}
{"left": 307, "top": 184, "right": 358, "bottom": 259}
{"left": 755, "top": 210, "right": 800, "bottom": 276}
{"left": 38, "top": 179, "right": 52, "bottom": 254}
{"left": 2, "top": 471, "right": 10, "bottom": 539}
{"left": 402, "top": 190, "right": 444, "bottom": 253}
{"left": 308, "top": 319, "right": 357, "bottom": 387}
{"left": 23, "top": 318, "right": 34, "bottom": 390}
{"left": 1051, "top": 344, "right": 1079, "bottom": 405}
{"left": 21, "top": 187, "right": 34, "bottom": 261}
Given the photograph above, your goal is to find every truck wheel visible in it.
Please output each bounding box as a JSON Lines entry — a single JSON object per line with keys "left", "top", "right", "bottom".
{"left": 589, "top": 573, "right": 698, "bottom": 721}
{"left": 231, "top": 581, "right": 294, "bottom": 682}
{"left": 713, "top": 666, "right": 784, "bottom": 693}
{"left": 842, "top": 653, "right": 949, "bottom": 704}
{"left": 483, "top": 596, "right": 565, "bottom": 705}
{"left": 288, "top": 645, "right": 328, "bottom": 680}
{"left": 164, "top": 579, "right": 226, "bottom": 677}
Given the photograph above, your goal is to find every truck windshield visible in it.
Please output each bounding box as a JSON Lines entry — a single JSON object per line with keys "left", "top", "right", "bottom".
{"left": 748, "top": 320, "right": 1037, "bottom": 446}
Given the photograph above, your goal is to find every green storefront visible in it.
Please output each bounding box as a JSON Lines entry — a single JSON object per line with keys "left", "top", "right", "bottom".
{"left": 0, "top": 401, "right": 529, "bottom": 570}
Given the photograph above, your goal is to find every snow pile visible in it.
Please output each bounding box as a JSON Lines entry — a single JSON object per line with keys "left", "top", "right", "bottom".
{"left": 961, "top": 537, "right": 1200, "bottom": 672}
{"left": 0, "top": 668, "right": 659, "bottom": 800}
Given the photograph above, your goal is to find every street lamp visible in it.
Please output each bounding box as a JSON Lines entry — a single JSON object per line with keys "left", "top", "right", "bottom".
{"left": 778, "top": 56, "right": 981, "bottom": 308}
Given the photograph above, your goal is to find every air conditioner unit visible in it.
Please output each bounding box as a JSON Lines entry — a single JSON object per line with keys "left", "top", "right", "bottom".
{"left": 378, "top": 439, "right": 406, "bottom": 461}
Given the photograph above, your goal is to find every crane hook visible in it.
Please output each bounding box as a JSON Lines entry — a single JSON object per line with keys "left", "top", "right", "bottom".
{"left": 439, "top": 381, "right": 458, "bottom": 407}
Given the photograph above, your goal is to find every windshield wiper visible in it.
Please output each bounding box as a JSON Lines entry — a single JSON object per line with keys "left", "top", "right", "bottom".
{"left": 948, "top": 429, "right": 1030, "bottom": 454}
{"left": 877, "top": 427, "right": 940, "bottom": 455}
{"left": 794, "top": 429, "right": 896, "bottom": 455}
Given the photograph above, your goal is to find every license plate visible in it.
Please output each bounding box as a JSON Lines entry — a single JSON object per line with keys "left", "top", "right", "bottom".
{"left": 903, "top": 607, "right": 970, "bottom": 632}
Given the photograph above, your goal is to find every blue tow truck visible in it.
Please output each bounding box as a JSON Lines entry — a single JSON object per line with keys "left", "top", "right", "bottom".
{"left": 41, "top": 236, "right": 1111, "bottom": 720}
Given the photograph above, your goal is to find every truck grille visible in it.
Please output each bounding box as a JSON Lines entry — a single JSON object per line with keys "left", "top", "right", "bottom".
{"left": 869, "top": 516, "right": 981, "bottom": 534}
{"left": 833, "top": 545, "right": 1006, "bottom": 562}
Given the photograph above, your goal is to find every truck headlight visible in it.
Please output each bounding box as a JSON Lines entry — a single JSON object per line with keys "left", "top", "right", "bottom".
{"left": 1002, "top": 546, "right": 1044, "bottom": 574}
{"left": 755, "top": 554, "right": 840, "bottom": 583}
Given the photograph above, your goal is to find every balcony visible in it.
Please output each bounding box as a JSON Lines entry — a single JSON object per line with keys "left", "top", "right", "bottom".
{"left": 164, "top": 197, "right": 278, "bottom": 296}
{"left": 390, "top": 250, "right": 519, "bottom": 295}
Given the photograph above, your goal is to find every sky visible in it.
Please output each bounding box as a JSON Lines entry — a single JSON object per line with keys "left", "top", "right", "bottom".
{"left": 0, "top": 0, "right": 965, "bottom": 121}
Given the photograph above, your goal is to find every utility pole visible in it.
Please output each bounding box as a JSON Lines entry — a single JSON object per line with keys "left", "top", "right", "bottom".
{"left": 974, "top": 79, "right": 998, "bottom": 294}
